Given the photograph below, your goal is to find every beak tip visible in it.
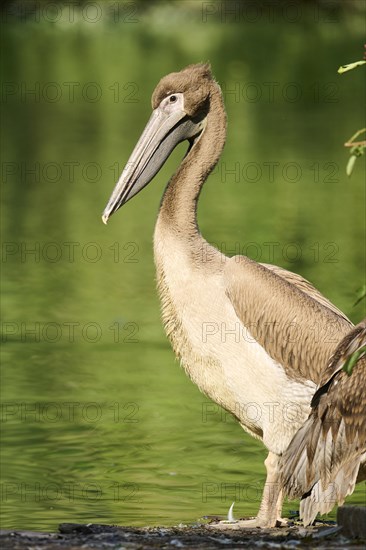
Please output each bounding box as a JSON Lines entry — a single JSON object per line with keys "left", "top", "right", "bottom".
{"left": 102, "top": 212, "right": 109, "bottom": 225}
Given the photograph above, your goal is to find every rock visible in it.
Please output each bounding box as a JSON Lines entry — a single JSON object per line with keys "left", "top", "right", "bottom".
{"left": 337, "top": 506, "right": 366, "bottom": 539}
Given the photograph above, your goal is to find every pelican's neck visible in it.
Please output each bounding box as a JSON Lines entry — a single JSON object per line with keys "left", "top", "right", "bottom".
{"left": 157, "top": 82, "right": 227, "bottom": 239}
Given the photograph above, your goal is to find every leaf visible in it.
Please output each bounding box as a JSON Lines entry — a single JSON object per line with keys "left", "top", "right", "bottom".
{"left": 354, "top": 284, "right": 366, "bottom": 306}
{"left": 343, "top": 346, "right": 366, "bottom": 376}
{"left": 346, "top": 155, "right": 357, "bottom": 176}
{"left": 338, "top": 60, "right": 366, "bottom": 74}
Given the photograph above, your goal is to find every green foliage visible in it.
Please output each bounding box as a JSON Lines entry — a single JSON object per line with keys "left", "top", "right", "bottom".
{"left": 338, "top": 58, "right": 366, "bottom": 177}
{"left": 338, "top": 60, "right": 366, "bottom": 73}
{"left": 354, "top": 284, "right": 366, "bottom": 307}
{"left": 345, "top": 128, "right": 366, "bottom": 177}
{"left": 338, "top": 54, "right": 365, "bottom": 377}
{"left": 343, "top": 345, "right": 366, "bottom": 376}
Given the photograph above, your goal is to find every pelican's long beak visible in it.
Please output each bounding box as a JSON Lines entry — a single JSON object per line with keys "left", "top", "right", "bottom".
{"left": 102, "top": 107, "right": 200, "bottom": 224}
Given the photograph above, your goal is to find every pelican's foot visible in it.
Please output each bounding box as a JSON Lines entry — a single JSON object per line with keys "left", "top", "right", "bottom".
{"left": 206, "top": 501, "right": 289, "bottom": 529}
{"left": 212, "top": 518, "right": 257, "bottom": 530}
{"left": 209, "top": 517, "right": 289, "bottom": 529}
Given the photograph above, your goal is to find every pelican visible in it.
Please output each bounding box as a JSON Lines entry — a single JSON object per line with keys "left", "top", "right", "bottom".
{"left": 280, "top": 319, "right": 366, "bottom": 526}
{"left": 102, "top": 64, "right": 356, "bottom": 527}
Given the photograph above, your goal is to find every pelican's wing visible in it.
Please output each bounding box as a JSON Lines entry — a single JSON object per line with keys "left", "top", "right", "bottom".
{"left": 280, "top": 320, "right": 366, "bottom": 526}
{"left": 224, "top": 256, "right": 353, "bottom": 384}
{"left": 312, "top": 316, "right": 366, "bottom": 387}
{"left": 261, "top": 263, "right": 351, "bottom": 325}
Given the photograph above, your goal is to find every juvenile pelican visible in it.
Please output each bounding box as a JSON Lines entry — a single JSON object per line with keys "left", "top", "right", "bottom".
{"left": 280, "top": 320, "right": 366, "bottom": 526}
{"left": 103, "top": 64, "right": 355, "bottom": 527}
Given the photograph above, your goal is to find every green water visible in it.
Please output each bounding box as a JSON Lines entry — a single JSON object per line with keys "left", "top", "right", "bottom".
{"left": 1, "top": 1, "right": 365, "bottom": 531}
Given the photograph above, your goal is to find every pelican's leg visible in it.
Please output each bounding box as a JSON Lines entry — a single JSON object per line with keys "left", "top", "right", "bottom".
{"left": 212, "top": 452, "right": 285, "bottom": 529}
{"left": 235, "top": 452, "right": 284, "bottom": 528}
{"left": 255, "top": 452, "right": 285, "bottom": 527}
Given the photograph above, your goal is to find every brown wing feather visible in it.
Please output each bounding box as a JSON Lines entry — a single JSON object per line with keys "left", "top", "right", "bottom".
{"left": 279, "top": 320, "right": 366, "bottom": 525}
{"left": 224, "top": 256, "right": 353, "bottom": 384}
{"left": 261, "top": 263, "right": 351, "bottom": 325}
{"left": 314, "top": 317, "right": 366, "bottom": 388}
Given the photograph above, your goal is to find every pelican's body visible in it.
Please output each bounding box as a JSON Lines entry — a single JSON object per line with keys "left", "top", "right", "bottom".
{"left": 103, "top": 64, "right": 362, "bottom": 527}
{"left": 154, "top": 228, "right": 317, "bottom": 453}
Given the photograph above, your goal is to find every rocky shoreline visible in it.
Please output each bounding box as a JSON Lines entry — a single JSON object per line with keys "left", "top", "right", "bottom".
{"left": 1, "top": 507, "right": 365, "bottom": 550}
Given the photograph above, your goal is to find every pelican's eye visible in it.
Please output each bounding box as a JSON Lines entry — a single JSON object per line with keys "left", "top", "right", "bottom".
{"left": 159, "top": 92, "right": 184, "bottom": 113}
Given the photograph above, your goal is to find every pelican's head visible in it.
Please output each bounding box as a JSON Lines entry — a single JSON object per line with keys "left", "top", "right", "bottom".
{"left": 102, "top": 63, "right": 213, "bottom": 223}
